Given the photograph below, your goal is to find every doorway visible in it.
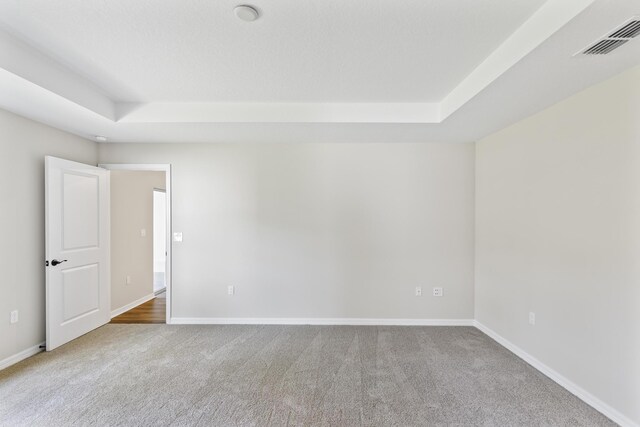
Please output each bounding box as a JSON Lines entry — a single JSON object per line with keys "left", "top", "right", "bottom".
{"left": 45, "top": 158, "right": 173, "bottom": 350}
{"left": 99, "top": 164, "right": 172, "bottom": 324}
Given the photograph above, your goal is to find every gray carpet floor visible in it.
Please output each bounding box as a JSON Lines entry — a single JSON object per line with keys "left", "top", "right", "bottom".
{"left": 0, "top": 325, "right": 615, "bottom": 426}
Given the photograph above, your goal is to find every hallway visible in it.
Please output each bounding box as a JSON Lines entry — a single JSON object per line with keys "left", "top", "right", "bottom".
{"left": 110, "top": 293, "right": 166, "bottom": 324}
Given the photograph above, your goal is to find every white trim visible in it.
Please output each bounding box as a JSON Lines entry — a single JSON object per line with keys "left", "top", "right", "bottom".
{"left": 0, "top": 341, "right": 45, "bottom": 371}
{"left": 110, "top": 293, "right": 156, "bottom": 319}
{"left": 99, "top": 163, "right": 172, "bottom": 325}
{"left": 170, "top": 317, "right": 474, "bottom": 326}
{"left": 154, "top": 288, "right": 166, "bottom": 296}
{"left": 0, "top": 29, "right": 116, "bottom": 120}
{"left": 440, "top": 0, "right": 594, "bottom": 120}
{"left": 474, "top": 321, "right": 638, "bottom": 427}
{"left": 116, "top": 102, "right": 441, "bottom": 124}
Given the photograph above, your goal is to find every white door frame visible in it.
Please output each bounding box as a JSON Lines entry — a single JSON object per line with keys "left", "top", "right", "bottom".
{"left": 99, "top": 163, "right": 173, "bottom": 324}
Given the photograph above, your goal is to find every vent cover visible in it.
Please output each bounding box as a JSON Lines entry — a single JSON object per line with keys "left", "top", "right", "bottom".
{"left": 579, "top": 17, "right": 640, "bottom": 55}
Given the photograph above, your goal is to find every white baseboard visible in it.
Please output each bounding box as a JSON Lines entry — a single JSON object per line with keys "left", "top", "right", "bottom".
{"left": 0, "top": 341, "right": 45, "bottom": 371}
{"left": 474, "top": 320, "right": 638, "bottom": 427}
{"left": 111, "top": 293, "right": 156, "bottom": 318}
{"left": 170, "top": 317, "right": 474, "bottom": 326}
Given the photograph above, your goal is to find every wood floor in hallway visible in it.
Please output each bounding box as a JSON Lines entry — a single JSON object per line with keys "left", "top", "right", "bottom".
{"left": 110, "top": 295, "right": 165, "bottom": 324}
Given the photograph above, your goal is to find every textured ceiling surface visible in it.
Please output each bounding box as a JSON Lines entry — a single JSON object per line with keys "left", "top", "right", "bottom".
{"left": 0, "top": 0, "right": 545, "bottom": 102}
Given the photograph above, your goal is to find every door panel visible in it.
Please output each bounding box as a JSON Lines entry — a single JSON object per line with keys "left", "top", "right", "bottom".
{"left": 61, "top": 263, "right": 100, "bottom": 324}
{"left": 46, "top": 156, "right": 110, "bottom": 351}
{"left": 62, "top": 172, "right": 99, "bottom": 250}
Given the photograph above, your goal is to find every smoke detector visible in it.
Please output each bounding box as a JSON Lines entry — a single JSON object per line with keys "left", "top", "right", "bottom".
{"left": 234, "top": 5, "right": 259, "bottom": 22}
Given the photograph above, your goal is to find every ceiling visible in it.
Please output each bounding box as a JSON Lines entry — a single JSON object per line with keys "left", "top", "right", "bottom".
{"left": 0, "top": 0, "right": 546, "bottom": 103}
{"left": 0, "top": 0, "right": 639, "bottom": 143}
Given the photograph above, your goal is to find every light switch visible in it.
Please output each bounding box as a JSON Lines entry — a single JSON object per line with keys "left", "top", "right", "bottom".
{"left": 140, "top": 228, "right": 146, "bottom": 237}
{"left": 173, "top": 232, "right": 183, "bottom": 242}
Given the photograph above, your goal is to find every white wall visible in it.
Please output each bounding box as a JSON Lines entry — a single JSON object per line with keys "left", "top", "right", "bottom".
{"left": 475, "top": 66, "right": 640, "bottom": 425}
{"left": 0, "top": 108, "right": 97, "bottom": 363}
{"left": 99, "top": 142, "right": 476, "bottom": 320}
{"left": 110, "top": 170, "right": 165, "bottom": 312}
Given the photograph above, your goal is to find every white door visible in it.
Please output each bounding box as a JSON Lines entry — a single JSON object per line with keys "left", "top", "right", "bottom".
{"left": 45, "top": 156, "right": 110, "bottom": 351}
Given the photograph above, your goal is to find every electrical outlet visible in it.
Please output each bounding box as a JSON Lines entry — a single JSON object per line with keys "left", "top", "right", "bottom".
{"left": 415, "top": 286, "right": 422, "bottom": 296}
{"left": 126, "top": 275, "right": 132, "bottom": 285}
{"left": 433, "top": 287, "right": 443, "bottom": 297}
{"left": 140, "top": 228, "right": 147, "bottom": 237}
{"left": 228, "top": 285, "right": 235, "bottom": 296}
{"left": 529, "top": 312, "right": 536, "bottom": 325}
{"left": 173, "top": 232, "right": 183, "bottom": 242}
{"left": 10, "top": 310, "right": 18, "bottom": 324}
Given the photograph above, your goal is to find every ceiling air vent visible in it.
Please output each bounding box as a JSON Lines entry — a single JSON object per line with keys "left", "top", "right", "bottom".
{"left": 579, "top": 17, "right": 640, "bottom": 55}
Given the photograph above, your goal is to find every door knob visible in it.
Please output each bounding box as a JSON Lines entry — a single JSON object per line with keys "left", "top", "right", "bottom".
{"left": 51, "top": 259, "right": 68, "bottom": 266}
